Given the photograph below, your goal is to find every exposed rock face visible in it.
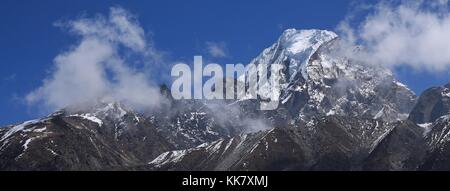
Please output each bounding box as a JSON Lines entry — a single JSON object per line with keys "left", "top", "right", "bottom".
{"left": 246, "top": 29, "right": 416, "bottom": 125}
{"left": 420, "top": 115, "right": 450, "bottom": 170}
{"left": 409, "top": 83, "right": 450, "bottom": 124}
{"left": 148, "top": 116, "right": 394, "bottom": 171}
{"left": 361, "top": 84, "right": 450, "bottom": 171}
{"left": 0, "top": 103, "right": 174, "bottom": 170}
{"left": 363, "top": 120, "right": 427, "bottom": 171}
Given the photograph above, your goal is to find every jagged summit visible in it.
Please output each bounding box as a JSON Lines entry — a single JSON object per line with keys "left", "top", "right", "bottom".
{"left": 72, "top": 101, "right": 131, "bottom": 118}
{"left": 279, "top": 29, "right": 337, "bottom": 55}
{"left": 250, "top": 28, "right": 416, "bottom": 122}
{"left": 251, "top": 29, "right": 338, "bottom": 83}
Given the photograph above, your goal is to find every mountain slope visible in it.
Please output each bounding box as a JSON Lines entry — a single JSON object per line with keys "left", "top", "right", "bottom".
{"left": 420, "top": 115, "right": 450, "bottom": 170}
{"left": 0, "top": 102, "right": 174, "bottom": 170}
{"left": 409, "top": 83, "right": 450, "bottom": 124}
{"left": 2, "top": 28, "right": 449, "bottom": 171}
{"left": 363, "top": 84, "right": 450, "bottom": 171}
{"left": 148, "top": 116, "right": 394, "bottom": 171}
{"left": 250, "top": 29, "right": 416, "bottom": 123}
{"left": 363, "top": 120, "right": 427, "bottom": 171}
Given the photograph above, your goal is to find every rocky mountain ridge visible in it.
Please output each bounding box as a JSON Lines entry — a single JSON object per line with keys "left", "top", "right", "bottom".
{"left": 1, "top": 29, "right": 449, "bottom": 171}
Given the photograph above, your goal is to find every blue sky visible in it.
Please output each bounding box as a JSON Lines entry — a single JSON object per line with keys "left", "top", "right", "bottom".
{"left": 1, "top": 0, "right": 449, "bottom": 126}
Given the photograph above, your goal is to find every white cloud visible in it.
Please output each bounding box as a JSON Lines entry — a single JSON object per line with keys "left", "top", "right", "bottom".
{"left": 205, "top": 41, "right": 228, "bottom": 58}
{"left": 338, "top": 0, "right": 450, "bottom": 72}
{"left": 26, "top": 7, "right": 167, "bottom": 111}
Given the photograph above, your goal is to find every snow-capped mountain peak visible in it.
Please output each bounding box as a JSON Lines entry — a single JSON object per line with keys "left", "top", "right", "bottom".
{"left": 250, "top": 28, "right": 416, "bottom": 122}
{"left": 279, "top": 29, "right": 337, "bottom": 55}
{"left": 253, "top": 29, "right": 338, "bottom": 84}
{"left": 67, "top": 101, "right": 133, "bottom": 121}
{"left": 281, "top": 29, "right": 337, "bottom": 81}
